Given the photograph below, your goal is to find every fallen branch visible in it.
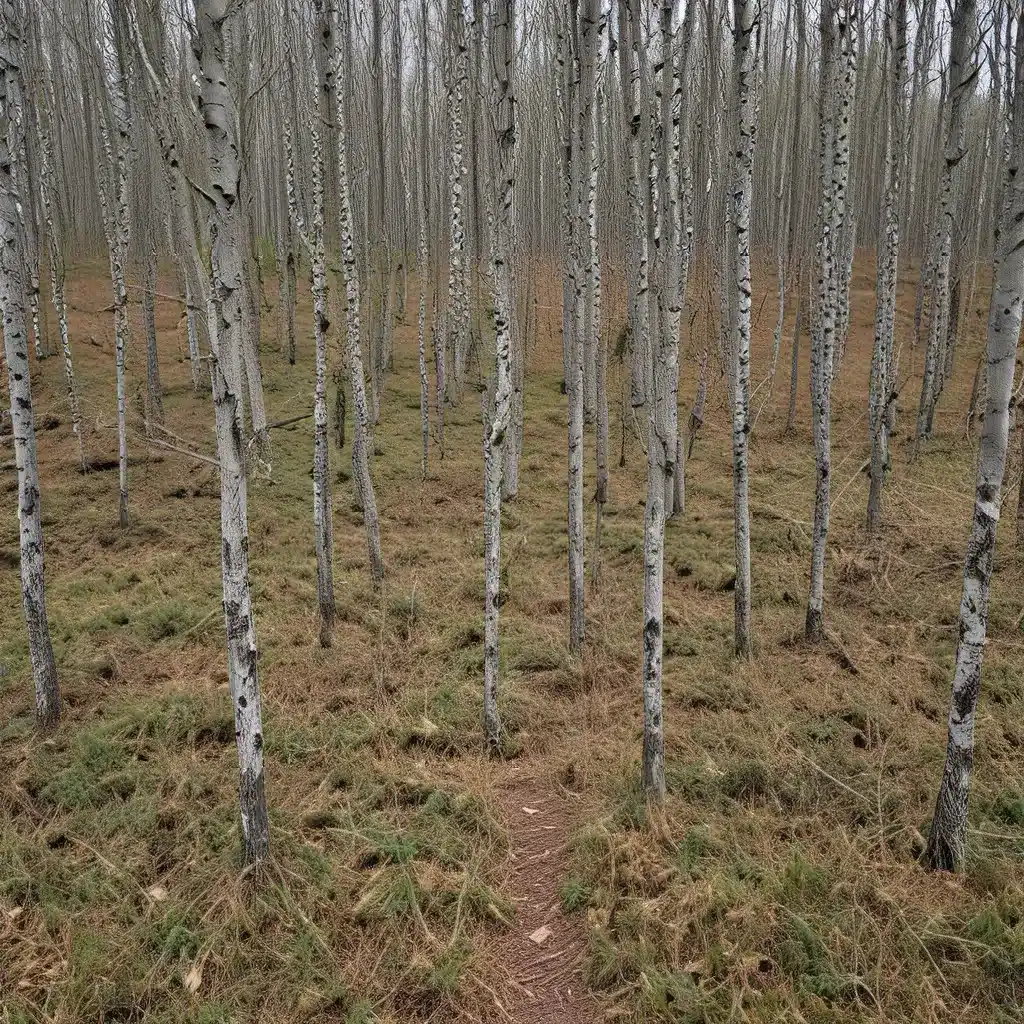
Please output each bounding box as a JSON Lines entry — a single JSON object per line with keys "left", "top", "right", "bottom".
{"left": 268, "top": 412, "right": 314, "bottom": 429}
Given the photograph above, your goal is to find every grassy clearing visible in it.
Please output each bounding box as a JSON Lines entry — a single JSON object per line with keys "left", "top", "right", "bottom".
{"left": 1, "top": 255, "right": 1023, "bottom": 1021}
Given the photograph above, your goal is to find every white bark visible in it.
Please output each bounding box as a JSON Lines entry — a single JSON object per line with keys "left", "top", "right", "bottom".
{"left": 36, "top": 76, "right": 83, "bottom": 469}
{"left": 565, "top": 0, "right": 598, "bottom": 656}
{"left": 807, "top": 0, "right": 856, "bottom": 641}
{"left": 446, "top": 0, "right": 470, "bottom": 401}
{"left": 286, "top": 118, "right": 335, "bottom": 648}
{"left": 623, "top": 0, "right": 651, "bottom": 408}
{"left": 917, "top": 0, "right": 978, "bottom": 441}
{"left": 730, "top": 0, "right": 760, "bottom": 658}
{"left": 333, "top": 1, "right": 384, "bottom": 589}
{"left": 641, "top": 0, "right": 682, "bottom": 800}
{"left": 2, "top": 10, "right": 59, "bottom": 731}
{"left": 483, "top": 0, "right": 516, "bottom": 751}
{"left": 417, "top": 0, "right": 430, "bottom": 481}
{"left": 926, "top": 9, "right": 1024, "bottom": 871}
{"left": 95, "top": 1, "right": 132, "bottom": 529}
{"left": 868, "top": 0, "right": 906, "bottom": 530}
{"left": 194, "top": 0, "right": 270, "bottom": 866}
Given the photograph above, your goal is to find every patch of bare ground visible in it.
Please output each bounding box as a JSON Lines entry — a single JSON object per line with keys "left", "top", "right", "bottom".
{"left": 492, "top": 771, "right": 603, "bottom": 1023}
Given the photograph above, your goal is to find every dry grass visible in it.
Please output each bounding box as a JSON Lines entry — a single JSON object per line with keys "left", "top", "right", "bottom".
{"left": 1, "top": 251, "right": 1023, "bottom": 1023}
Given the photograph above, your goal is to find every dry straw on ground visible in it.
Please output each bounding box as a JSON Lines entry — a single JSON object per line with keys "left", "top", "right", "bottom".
{"left": 2, "top": 255, "right": 1023, "bottom": 1023}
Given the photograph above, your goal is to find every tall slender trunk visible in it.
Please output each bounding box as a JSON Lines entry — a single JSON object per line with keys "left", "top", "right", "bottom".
{"left": 334, "top": 0, "right": 384, "bottom": 589}
{"left": 483, "top": 0, "right": 516, "bottom": 750}
{"left": 36, "top": 78, "right": 83, "bottom": 469}
{"left": 1, "top": 22, "right": 60, "bottom": 731}
{"left": 807, "top": 0, "right": 856, "bottom": 641}
{"left": 730, "top": 0, "right": 760, "bottom": 658}
{"left": 917, "top": 0, "right": 978, "bottom": 441}
{"left": 868, "top": 0, "right": 907, "bottom": 530}
{"left": 286, "top": 114, "right": 336, "bottom": 648}
{"left": 446, "top": 0, "right": 469, "bottom": 403}
{"left": 566, "top": 0, "right": 598, "bottom": 656}
{"left": 417, "top": 0, "right": 430, "bottom": 480}
{"left": 194, "top": 0, "right": 270, "bottom": 868}
{"left": 93, "top": 5, "right": 133, "bottom": 529}
{"left": 641, "top": 0, "right": 683, "bottom": 802}
{"left": 623, "top": 0, "right": 650, "bottom": 408}
{"left": 925, "top": 8, "right": 1024, "bottom": 871}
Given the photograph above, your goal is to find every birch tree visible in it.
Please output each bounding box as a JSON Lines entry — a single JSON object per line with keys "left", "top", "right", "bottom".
{"left": 924, "top": 5, "right": 1024, "bottom": 872}
{"left": 286, "top": 116, "right": 335, "bottom": 649}
{"left": 620, "top": 0, "right": 650, "bottom": 409}
{"left": 564, "top": 0, "right": 599, "bottom": 656}
{"left": 333, "top": 0, "right": 384, "bottom": 589}
{"left": 640, "top": 0, "right": 682, "bottom": 802}
{"left": 806, "top": 0, "right": 856, "bottom": 642}
{"left": 867, "top": 0, "right": 906, "bottom": 529}
{"left": 34, "top": 52, "right": 83, "bottom": 469}
{"left": 916, "top": 0, "right": 978, "bottom": 443}
{"left": 2, "top": 0, "right": 60, "bottom": 731}
{"left": 446, "top": 0, "right": 470, "bottom": 403}
{"left": 417, "top": 0, "right": 430, "bottom": 480}
{"left": 483, "top": 0, "right": 516, "bottom": 751}
{"left": 93, "top": 0, "right": 134, "bottom": 529}
{"left": 730, "top": 0, "right": 760, "bottom": 657}
{"left": 193, "top": 0, "right": 269, "bottom": 867}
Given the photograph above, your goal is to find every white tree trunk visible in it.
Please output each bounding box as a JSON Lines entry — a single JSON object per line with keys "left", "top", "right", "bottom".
{"left": 446, "top": 1, "right": 470, "bottom": 401}
{"left": 1, "top": 21, "right": 60, "bottom": 731}
{"left": 730, "top": 0, "right": 760, "bottom": 657}
{"left": 925, "top": 12, "right": 1024, "bottom": 870}
{"left": 95, "top": 6, "right": 133, "bottom": 529}
{"left": 917, "top": 0, "right": 978, "bottom": 441}
{"left": 623, "top": 0, "right": 651, "bottom": 408}
{"left": 417, "top": 0, "right": 430, "bottom": 481}
{"left": 286, "top": 117, "right": 336, "bottom": 648}
{"left": 868, "top": 0, "right": 907, "bottom": 530}
{"left": 333, "top": 1, "right": 384, "bottom": 589}
{"left": 36, "top": 81, "right": 83, "bottom": 469}
{"left": 483, "top": 0, "right": 516, "bottom": 750}
{"left": 194, "top": 0, "right": 270, "bottom": 867}
{"left": 807, "top": 0, "right": 856, "bottom": 641}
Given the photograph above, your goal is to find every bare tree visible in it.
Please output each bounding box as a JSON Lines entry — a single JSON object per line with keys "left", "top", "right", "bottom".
{"left": 483, "top": 0, "right": 516, "bottom": 751}
{"left": 32, "top": 43, "right": 83, "bottom": 469}
{"left": 916, "top": 0, "right": 979, "bottom": 442}
{"left": 417, "top": 0, "right": 430, "bottom": 480}
{"left": 867, "top": 0, "right": 907, "bottom": 530}
{"left": 729, "top": 0, "right": 761, "bottom": 658}
{"left": 924, "top": 4, "right": 1024, "bottom": 873}
{"left": 806, "top": 0, "right": 856, "bottom": 642}
{"left": 287, "top": 113, "right": 335, "bottom": 649}
{"left": 193, "top": 0, "right": 270, "bottom": 867}
{"left": 92, "top": 0, "right": 134, "bottom": 529}
{"left": 333, "top": 0, "right": 384, "bottom": 589}
{"left": 1, "top": 0, "right": 59, "bottom": 731}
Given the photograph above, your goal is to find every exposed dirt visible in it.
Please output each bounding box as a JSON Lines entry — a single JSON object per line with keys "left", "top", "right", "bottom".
{"left": 493, "top": 771, "right": 602, "bottom": 1023}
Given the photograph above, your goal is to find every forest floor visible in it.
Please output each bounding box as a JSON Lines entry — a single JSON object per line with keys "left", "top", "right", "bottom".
{"left": 3, "top": 254, "right": 1024, "bottom": 1024}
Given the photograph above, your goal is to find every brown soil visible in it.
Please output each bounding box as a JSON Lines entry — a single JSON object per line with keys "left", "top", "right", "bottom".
{"left": 493, "top": 770, "right": 601, "bottom": 1023}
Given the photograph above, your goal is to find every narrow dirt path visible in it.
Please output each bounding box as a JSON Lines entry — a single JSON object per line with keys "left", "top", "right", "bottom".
{"left": 491, "top": 766, "right": 602, "bottom": 1023}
